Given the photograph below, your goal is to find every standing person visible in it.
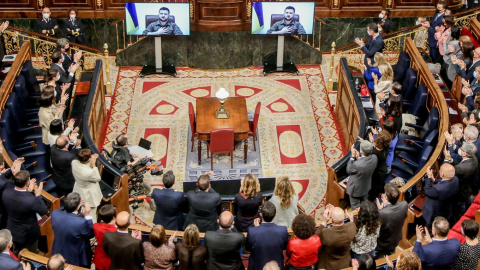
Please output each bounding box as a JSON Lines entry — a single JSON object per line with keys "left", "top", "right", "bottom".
{"left": 72, "top": 149, "right": 103, "bottom": 222}
{"left": 38, "top": 92, "right": 66, "bottom": 145}
{"left": 0, "top": 229, "right": 30, "bottom": 270}
{"left": 103, "top": 211, "right": 144, "bottom": 270}
{"left": 205, "top": 211, "right": 245, "bottom": 270}
{"left": 36, "top": 7, "right": 58, "bottom": 37}
{"left": 378, "top": 8, "right": 392, "bottom": 33}
{"left": 48, "top": 119, "right": 77, "bottom": 147}
{"left": 0, "top": 156, "right": 20, "bottom": 229}
{"left": 268, "top": 176, "right": 299, "bottom": 228}
{"left": 151, "top": 170, "right": 185, "bottom": 230}
{"left": 175, "top": 224, "right": 207, "bottom": 270}
{"left": 367, "top": 130, "right": 391, "bottom": 200}
{"left": 375, "top": 184, "right": 408, "bottom": 258}
{"left": 355, "top": 23, "right": 384, "bottom": 66}
{"left": 346, "top": 141, "right": 378, "bottom": 210}
{"left": 2, "top": 171, "right": 47, "bottom": 255}
{"left": 56, "top": 38, "right": 82, "bottom": 76}
{"left": 286, "top": 214, "right": 322, "bottom": 269}
{"left": 51, "top": 135, "right": 81, "bottom": 197}
{"left": 51, "top": 192, "right": 94, "bottom": 268}
{"left": 64, "top": 9, "right": 85, "bottom": 44}
{"left": 427, "top": 1, "right": 447, "bottom": 62}
{"left": 233, "top": 174, "right": 263, "bottom": 232}
{"left": 435, "top": 15, "right": 455, "bottom": 57}
{"left": 350, "top": 201, "right": 382, "bottom": 260}
{"left": 361, "top": 52, "right": 387, "bottom": 92}
{"left": 92, "top": 205, "right": 117, "bottom": 270}
{"left": 452, "top": 219, "right": 480, "bottom": 270}
{"left": 246, "top": 201, "right": 288, "bottom": 270}
{"left": 372, "top": 64, "right": 393, "bottom": 105}
{"left": 0, "top": 21, "right": 9, "bottom": 62}
{"left": 316, "top": 205, "right": 356, "bottom": 270}
{"left": 143, "top": 225, "right": 177, "bottom": 270}
{"left": 184, "top": 174, "right": 221, "bottom": 232}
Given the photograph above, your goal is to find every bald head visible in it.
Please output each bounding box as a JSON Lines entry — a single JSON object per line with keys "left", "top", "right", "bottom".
{"left": 116, "top": 211, "right": 130, "bottom": 230}
{"left": 47, "top": 254, "right": 65, "bottom": 270}
{"left": 440, "top": 163, "right": 455, "bottom": 180}
{"left": 331, "top": 207, "right": 345, "bottom": 223}
{"left": 56, "top": 135, "right": 69, "bottom": 149}
{"left": 218, "top": 211, "right": 234, "bottom": 229}
{"left": 475, "top": 47, "right": 480, "bottom": 59}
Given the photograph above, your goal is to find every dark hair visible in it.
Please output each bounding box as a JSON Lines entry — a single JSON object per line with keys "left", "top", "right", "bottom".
{"left": 13, "top": 170, "right": 30, "bottom": 188}
{"left": 355, "top": 201, "right": 381, "bottom": 236}
{"left": 261, "top": 201, "right": 276, "bottom": 222}
{"left": 391, "top": 82, "right": 402, "bottom": 95}
{"left": 443, "top": 15, "right": 454, "bottom": 29}
{"left": 46, "top": 69, "right": 59, "bottom": 82}
{"left": 374, "top": 130, "right": 392, "bottom": 150}
{"left": 64, "top": 192, "right": 82, "bottom": 213}
{"left": 291, "top": 214, "right": 316, "bottom": 240}
{"left": 388, "top": 99, "right": 402, "bottom": 118}
{"left": 378, "top": 22, "right": 386, "bottom": 34}
{"left": 98, "top": 204, "right": 116, "bottom": 224}
{"left": 433, "top": 216, "right": 450, "bottom": 237}
{"left": 462, "top": 40, "right": 474, "bottom": 62}
{"left": 368, "top": 23, "right": 378, "bottom": 33}
{"left": 51, "top": 51, "right": 63, "bottom": 64}
{"left": 150, "top": 225, "right": 167, "bottom": 248}
{"left": 49, "top": 119, "right": 64, "bottom": 136}
{"left": 159, "top": 7, "right": 170, "bottom": 14}
{"left": 451, "top": 25, "right": 460, "bottom": 40}
{"left": 162, "top": 170, "right": 175, "bottom": 188}
{"left": 462, "top": 219, "right": 479, "bottom": 239}
{"left": 197, "top": 175, "right": 210, "bottom": 191}
{"left": 67, "top": 8, "right": 78, "bottom": 16}
{"left": 56, "top": 136, "right": 69, "bottom": 149}
{"left": 284, "top": 6, "right": 295, "bottom": 13}
{"left": 78, "top": 149, "right": 92, "bottom": 164}
{"left": 383, "top": 119, "right": 396, "bottom": 139}
{"left": 358, "top": 253, "right": 376, "bottom": 270}
{"left": 39, "top": 92, "right": 54, "bottom": 107}
{"left": 384, "top": 183, "right": 400, "bottom": 204}
{"left": 116, "top": 133, "right": 128, "bottom": 146}
{"left": 383, "top": 9, "right": 391, "bottom": 17}
{"left": 438, "top": 1, "right": 448, "bottom": 9}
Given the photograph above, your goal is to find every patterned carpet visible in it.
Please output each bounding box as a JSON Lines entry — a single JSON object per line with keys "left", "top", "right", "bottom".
{"left": 102, "top": 65, "right": 344, "bottom": 224}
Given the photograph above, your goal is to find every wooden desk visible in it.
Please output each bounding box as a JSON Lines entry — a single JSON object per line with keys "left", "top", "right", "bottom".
{"left": 196, "top": 97, "right": 250, "bottom": 165}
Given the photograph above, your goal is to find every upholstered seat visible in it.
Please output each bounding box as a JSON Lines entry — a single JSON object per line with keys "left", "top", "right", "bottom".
{"left": 248, "top": 102, "right": 261, "bottom": 151}
{"left": 207, "top": 128, "right": 234, "bottom": 170}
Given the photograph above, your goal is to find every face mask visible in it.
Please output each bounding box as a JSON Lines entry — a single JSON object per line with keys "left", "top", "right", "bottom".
{"left": 416, "top": 21, "right": 420, "bottom": 25}
{"left": 379, "top": 13, "right": 384, "bottom": 19}
{"left": 43, "top": 13, "right": 50, "bottom": 19}
{"left": 474, "top": 72, "right": 478, "bottom": 79}
{"left": 70, "top": 14, "right": 76, "bottom": 20}
{"left": 56, "top": 75, "right": 60, "bottom": 81}
{"left": 61, "top": 56, "right": 64, "bottom": 62}
{"left": 54, "top": 90, "right": 57, "bottom": 98}
{"left": 435, "top": 8, "right": 440, "bottom": 13}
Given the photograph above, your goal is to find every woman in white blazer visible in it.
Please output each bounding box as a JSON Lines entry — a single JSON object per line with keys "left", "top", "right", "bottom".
{"left": 72, "top": 149, "right": 102, "bottom": 222}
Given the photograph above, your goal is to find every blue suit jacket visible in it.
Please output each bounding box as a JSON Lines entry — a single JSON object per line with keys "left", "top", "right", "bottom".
{"left": 51, "top": 210, "right": 94, "bottom": 267}
{"left": 361, "top": 35, "right": 384, "bottom": 66}
{"left": 246, "top": 222, "right": 288, "bottom": 270}
{"left": 0, "top": 173, "right": 14, "bottom": 228}
{"left": 428, "top": 13, "right": 445, "bottom": 47}
{"left": 412, "top": 239, "right": 460, "bottom": 270}
{"left": 151, "top": 188, "right": 185, "bottom": 230}
{"left": 422, "top": 177, "right": 459, "bottom": 225}
{"left": 0, "top": 253, "right": 22, "bottom": 270}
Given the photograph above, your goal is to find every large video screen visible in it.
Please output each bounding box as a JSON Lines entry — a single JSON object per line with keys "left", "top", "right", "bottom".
{"left": 125, "top": 3, "right": 190, "bottom": 36}
{"left": 251, "top": 2, "right": 315, "bottom": 35}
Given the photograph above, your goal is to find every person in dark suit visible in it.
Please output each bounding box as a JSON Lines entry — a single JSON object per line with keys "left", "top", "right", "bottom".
{"left": 0, "top": 21, "right": 9, "bottom": 62}
{"left": 103, "top": 211, "right": 144, "bottom": 270}
{"left": 444, "top": 142, "right": 479, "bottom": 222}
{"left": 375, "top": 184, "right": 408, "bottom": 258}
{"left": 0, "top": 229, "right": 30, "bottom": 270}
{"left": 51, "top": 192, "right": 94, "bottom": 268}
{"left": 427, "top": 1, "right": 447, "bottom": 62}
{"left": 2, "top": 170, "right": 47, "bottom": 255}
{"left": 50, "top": 51, "right": 79, "bottom": 86}
{"left": 50, "top": 135, "right": 80, "bottom": 197}
{"left": 346, "top": 141, "right": 378, "bottom": 210}
{"left": 65, "top": 8, "right": 85, "bottom": 44}
{"left": 204, "top": 211, "right": 245, "bottom": 270}
{"left": 56, "top": 38, "right": 82, "bottom": 80}
{"left": 246, "top": 201, "right": 288, "bottom": 270}
{"left": 175, "top": 224, "right": 207, "bottom": 270}
{"left": 36, "top": 7, "right": 58, "bottom": 37}
{"left": 184, "top": 174, "right": 221, "bottom": 232}
{"left": 454, "top": 47, "right": 480, "bottom": 82}
{"left": 413, "top": 217, "right": 460, "bottom": 270}
{"left": 355, "top": 23, "right": 384, "bottom": 66}
{"left": 423, "top": 164, "right": 459, "bottom": 230}
{"left": 378, "top": 8, "right": 392, "bottom": 34}
{"left": 151, "top": 170, "right": 185, "bottom": 230}
{"left": 0, "top": 156, "right": 21, "bottom": 229}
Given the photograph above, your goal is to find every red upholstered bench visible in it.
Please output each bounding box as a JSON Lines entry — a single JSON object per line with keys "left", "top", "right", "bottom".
{"left": 461, "top": 27, "right": 480, "bottom": 48}
{"left": 447, "top": 193, "right": 480, "bottom": 244}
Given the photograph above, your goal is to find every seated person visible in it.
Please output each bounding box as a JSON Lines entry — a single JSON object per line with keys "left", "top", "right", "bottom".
{"left": 266, "top": 6, "right": 306, "bottom": 35}
{"left": 142, "top": 7, "right": 183, "bottom": 35}
{"left": 36, "top": 7, "right": 58, "bottom": 36}
{"left": 109, "top": 133, "right": 145, "bottom": 171}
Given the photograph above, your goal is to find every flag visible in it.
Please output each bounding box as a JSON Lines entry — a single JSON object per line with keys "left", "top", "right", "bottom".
{"left": 251, "top": 2, "right": 264, "bottom": 34}
{"left": 125, "top": 3, "right": 139, "bottom": 35}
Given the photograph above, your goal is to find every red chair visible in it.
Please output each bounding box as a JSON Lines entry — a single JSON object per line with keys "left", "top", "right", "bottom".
{"left": 188, "top": 102, "right": 197, "bottom": 152}
{"left": 248, "top": 102, "right": 261, "bottom": 151}
{"left": 207, "top": 128, "right": 234, "bottom": 170}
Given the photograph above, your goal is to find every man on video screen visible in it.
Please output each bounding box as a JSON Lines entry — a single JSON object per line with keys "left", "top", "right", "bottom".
{"left": 267, "top": 6, "right": 306, "bottom": 35}
{"left": 142, "top": 7, "right": 183, "bottom": 35}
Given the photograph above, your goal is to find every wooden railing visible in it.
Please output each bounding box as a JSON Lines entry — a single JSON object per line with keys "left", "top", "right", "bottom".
{"left": 39, "top": 190, "right": 60, "bottom": 257}
{"left": 0, "top": 41, "right": 30, "bottom": 111}
{"left": 292, "top": 17, "right": 326, "bottom": 52}
{"left": 18, "top": 249, "right": 89, "bottom": 270}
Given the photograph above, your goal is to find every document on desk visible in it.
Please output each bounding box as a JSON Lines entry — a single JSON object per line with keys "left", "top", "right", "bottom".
{"left": 448, "top": 107, "right": 458, "bottom": 115}
{"left": 2, "top": 54, "right": 16, "bottom": 62}
{"left": 362, "top": 101, "right": 374, "bottom": 109}
{"left": 128, "top": 146, "right": 155, "bottom": 158}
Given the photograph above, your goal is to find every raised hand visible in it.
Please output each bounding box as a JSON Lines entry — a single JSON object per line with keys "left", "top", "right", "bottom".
{"left": 424, "top": 226, "right": 433, "bottom": 243}
{"left": 385, "top": 255, "right": 394, "bottom": 268}
{"left": 416, "top": 224, "right": 424, "bottom": 242}
{"left": 426, "top": 166, "right": 434, "bottom": 179}
{"left": 444, "top": 131, "right": 454, "bottom": 145}
{"left": 34, "top": 181, "right": 43, "bottom": 197}
{"left": 61, "top": 83, "right": 71, "bottom": 94}
{"left": 27, "top": 178, "right": 36, "bottom": 192}
{"left": 451, "top": 55, "right": 458, "bottom": 65}
{"left": 168, "top": 231, "right": 177, "bottom": 245}
{"left": 67, "top": 119, "right": 75, "bottom": 128}
{"left": 131, "top": 229, "right": 142, "bottom": 240}
{"left": 448, "top": 45, "right": 455, "bottom": 53}
{"left": 73, "top": 50, "right": 82, "bottom": 61}
{"left": 443, "top": 146, "right": 452, "bottom": 161}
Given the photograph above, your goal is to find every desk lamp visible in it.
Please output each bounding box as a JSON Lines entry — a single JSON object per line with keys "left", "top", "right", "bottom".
{"left": 215, "top": 88, "right": 230, "bottom": 119}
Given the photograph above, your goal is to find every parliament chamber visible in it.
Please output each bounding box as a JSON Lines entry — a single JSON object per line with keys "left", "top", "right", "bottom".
{"left": 1, "top": 0, "right": 480, "bottom": 270}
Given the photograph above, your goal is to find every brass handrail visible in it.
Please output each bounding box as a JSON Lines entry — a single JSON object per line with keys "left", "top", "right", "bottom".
{"left": 2, "top": 26, "right": 112, "bottom": 94}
